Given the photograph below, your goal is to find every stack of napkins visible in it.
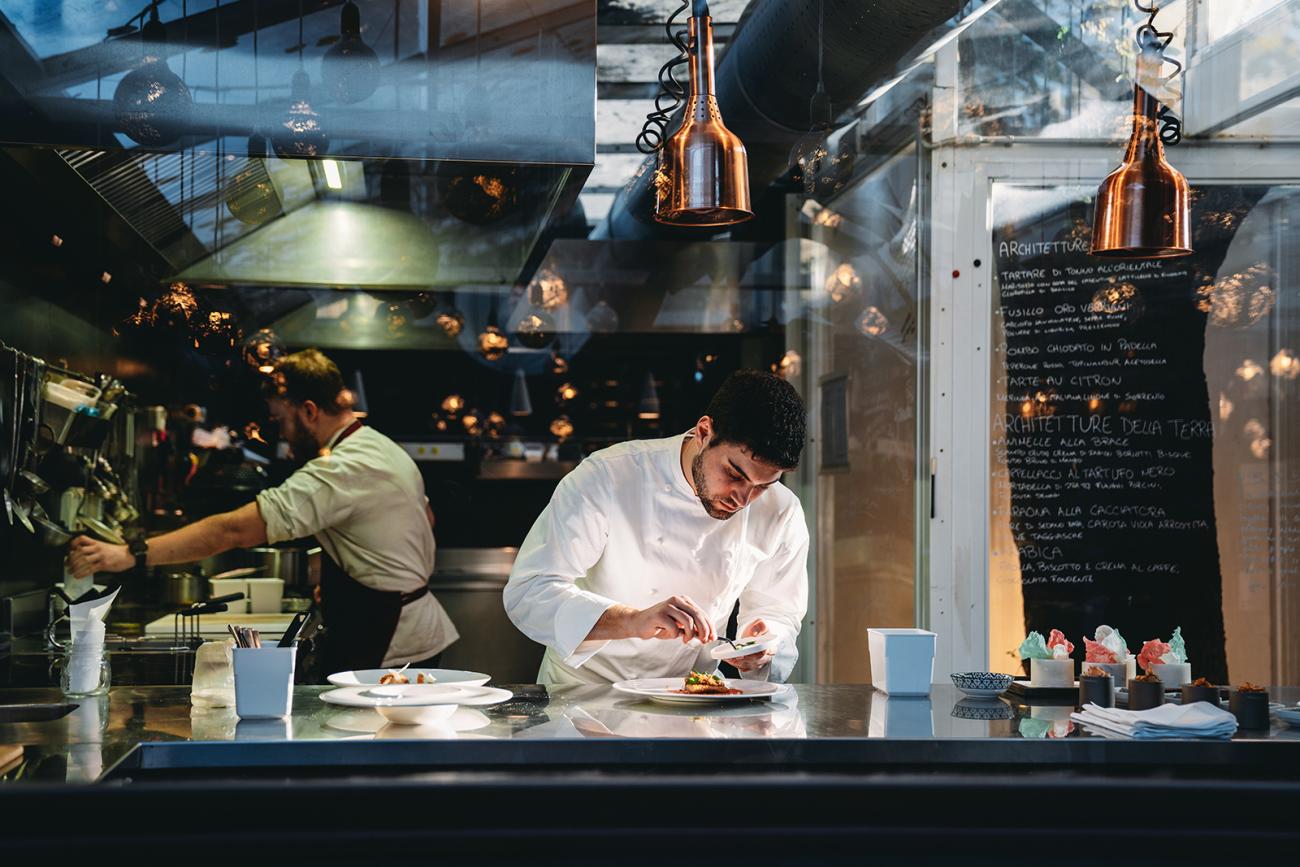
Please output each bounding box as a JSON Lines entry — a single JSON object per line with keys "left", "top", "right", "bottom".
{"left": 1071, "top": 701, "right": 1238, "bottom": 739}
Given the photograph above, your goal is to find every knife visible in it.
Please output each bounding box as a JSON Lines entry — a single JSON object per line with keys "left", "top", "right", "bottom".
{"left": 277, "top": 604, "right": 315, "bottom": 648}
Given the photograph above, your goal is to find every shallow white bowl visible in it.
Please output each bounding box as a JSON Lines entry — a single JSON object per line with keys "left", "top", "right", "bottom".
{"left": 376, "top": 703, "right": 459, "bottom": 726}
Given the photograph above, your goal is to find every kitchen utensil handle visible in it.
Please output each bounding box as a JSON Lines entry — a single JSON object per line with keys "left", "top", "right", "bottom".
{"left": 207, "top": 592, "right": 246, "bottom": 604}
{"left": 277, "top": 610, "right": 310, "bottom": 648}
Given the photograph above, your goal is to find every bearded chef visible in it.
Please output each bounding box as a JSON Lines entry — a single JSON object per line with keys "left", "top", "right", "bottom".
{"left": 67, "top": 349, "right": 457, "bottom": 674}
{"left": 504, "top": 370, "right": 809, "bottom": 686}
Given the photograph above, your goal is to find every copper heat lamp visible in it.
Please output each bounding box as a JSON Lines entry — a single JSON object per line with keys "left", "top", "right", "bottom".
{"left": 1090, "top": 4, "right": 1191, "bottom": 259}
{"left": 650, "top": 0, "right": 751, "bottom": 227}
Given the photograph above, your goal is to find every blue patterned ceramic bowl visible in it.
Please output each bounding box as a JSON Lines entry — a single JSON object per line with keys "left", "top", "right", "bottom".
{"left": 950, "top": 671, "right": 1013, "bottom": 698}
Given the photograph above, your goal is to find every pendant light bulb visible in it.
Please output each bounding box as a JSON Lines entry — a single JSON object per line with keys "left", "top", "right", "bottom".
{"left": 273, "top": 69, "right": 329, "bottom": 159}
{"left": 1090, "top": 44, "right": 1191, "bottom": 258}
{"left": 789, "top": 85, "right": 834, "bottom": 199}
{"left": 653, "top": 7, "right": 751, "bottom": 226}
{"left": 113, "top": 5, "right": 193, "bottom": 146}
{"left": 322, "top": 1, "right": 381, "bottom": 104}
{"left": 345, "top": 370, "right": 369, "bottom": 417}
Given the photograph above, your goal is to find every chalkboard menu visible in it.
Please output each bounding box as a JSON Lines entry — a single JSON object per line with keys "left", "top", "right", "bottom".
{"left": 989, "top": 186, "right": 1267, "bottom": 683}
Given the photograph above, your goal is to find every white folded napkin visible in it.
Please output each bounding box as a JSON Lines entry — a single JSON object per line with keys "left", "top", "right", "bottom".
{"left": 1071, "top": 701, "right": 1238, "bottom": 740}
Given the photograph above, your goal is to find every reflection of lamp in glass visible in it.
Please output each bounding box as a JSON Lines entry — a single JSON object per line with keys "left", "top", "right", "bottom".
{"left": 379, "top": 301, "right": 410, "bottom": 335}
{"left": 439, "top": 164, "right": 521, "bottom": 225}
{"left": 151, "top": 281, "right": 199, "bottom": 329}
{"left": 537, "top": 268, "right": 568, "bottom": 311}
{"left": 344, "top": 370, "right": 369, "bottom": 417}
{"left": 273, "top": 69, "right": 329, "bottom": 159}
{"left": 510, "top": 369, "right": 533, "bottom": 417}
{"left": 513, "top": 287, "right": 557, "bottom": 350}
{"left": 824, "top": 262, "right": 862, "bottom": 304}
{"left": 1244, "top": 418, "right": 1271, "bottom": 459}
{"left": 321, "top": 1, "right": 381, "bottom": 104}
{"left": 114, "top": 3, "right": 193, "bottom": 146}
{"left": 462, "top": 409, "right": 483, "bottom": 437}
{"left": 1089, "top": 12, "right": 1191, "bottom": 259}
{"left": 638, "top": 371, "right": 661, "bottom": 420}
{"left": 440, "top": 394, "right": 466, "bottom": 416}
{"left": 1218, "top": 392, "right": 1233, "bottom": 421}
{"left": 195, "top": 309, "right": 241, "bottom": 354}
{"left": 774, "top": 350, "right": 801, "bottom": 380}
{"left": 113, "top": 297, "right": 154, "bottom": 337}
{"left": 478, "top": 325, "right": 509, "bottom": 361}
{"left": 649, "top": 1, "right": 751, "bottom": 226}
{"left": 431, "top": 412, "right": 450, "bottom": 433}
{"left": 435, "top": 302, "right": 465, "bottom": 338}
{"left": 550, "top": 353, "right": 569, "bottom": 375}
{"left": 1270, "top": 349, "right": 1299, "bottom": 380}
{"left": 556, "top": 382, "right": 579, "bottom": 405}
{"left": 242, "top": 328, "right": 285, "bottom": 375}
{"left": 549, "top": 415, "right": 575, "bottom": 441}
{"left": 1194, "top": 264, "right": 1274, "bottom": 328}
{"left": 587, "top": 299, "right": 620, "bottom": 333}
{"left": 856, "top": 306, "right": 888, "bottom": 337}
{"left": 485, "top": 412, "right": 506, "bottom": 439}
{"left": 787, "top": 0, "right": 833, "bottom": 199}
{"left": 1236, "top": 359, "right": 1264, "bottom": 382}
{"left": 225, "top": 135, "right": 283, "bottom": 225}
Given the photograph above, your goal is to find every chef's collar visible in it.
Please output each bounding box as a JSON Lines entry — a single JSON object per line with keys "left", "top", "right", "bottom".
{"left": 669, "top": 430, "right": 700, "bottom": 499}
{"left": 322, "top": 417, "right": 363, "bottom": 451}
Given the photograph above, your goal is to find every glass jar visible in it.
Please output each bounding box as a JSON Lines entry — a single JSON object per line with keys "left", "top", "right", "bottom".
{"left": 60, "top": 646, "right": 111, "bottom": 697}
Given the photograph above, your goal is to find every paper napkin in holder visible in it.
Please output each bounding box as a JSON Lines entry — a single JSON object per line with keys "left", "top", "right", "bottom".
{"left": 191, "top": 639, "right": 236, "bottom": 708}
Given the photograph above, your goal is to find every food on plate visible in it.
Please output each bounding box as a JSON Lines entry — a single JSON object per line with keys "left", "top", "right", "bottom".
{"left": 1192, "top": 677, "right": 1214, "bottom": 688}
{"left": 377, "top": 670, "right": 437, "bottom": 685}
{"left": 1133, "top": 672, "right": 1161, "bottom": 683}
{"left": 1237, "top": 682, "right": 1267, "bottom": 693}
{"left": 676, "top": 670, "right": 742, "bottom": 695}
{"left": 1083, "top": 665, "right": 1108, "bottom": 678}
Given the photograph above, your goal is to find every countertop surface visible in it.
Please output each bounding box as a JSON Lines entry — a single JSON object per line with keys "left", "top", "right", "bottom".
{"left": 2, "top": 683, "right": 1298, "bottom": 784}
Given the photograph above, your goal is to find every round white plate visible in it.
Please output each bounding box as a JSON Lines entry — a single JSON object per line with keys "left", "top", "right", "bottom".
{"left": 326, "top": 668, "right": 491, "bottom": 688}
{"left": 612, "top": 677, "right": 781, "bottom": 705}
{"left": 320, "top": 684, "right": 513, "bottom": 709}
{"left": 710, "top": 633, "right": 782, "bottom": 661}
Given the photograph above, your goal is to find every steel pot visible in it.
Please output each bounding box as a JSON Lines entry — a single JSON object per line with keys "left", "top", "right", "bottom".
{"left": 249, "top": 545, "right": 321, "bottom": 594}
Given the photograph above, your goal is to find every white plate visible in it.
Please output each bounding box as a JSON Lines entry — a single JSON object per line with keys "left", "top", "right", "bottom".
{"left": 326, "top": 668, "right": 491, "bottom": 688}
{"left": 612, "top": 677, "right": 781, "bottom": 705}
{"left": 710, "top": 633, "right": 782, "bottom": 661}
{"left": 955, "top": 686, "right": 1008, "bottom": 699}
{"left": 320, "top": 684, "right": 513, "bottom": 709}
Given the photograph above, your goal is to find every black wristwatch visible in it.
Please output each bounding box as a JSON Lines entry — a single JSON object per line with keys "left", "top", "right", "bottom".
{"left": 129, "top": 536, "right": 149, "bottom": 573}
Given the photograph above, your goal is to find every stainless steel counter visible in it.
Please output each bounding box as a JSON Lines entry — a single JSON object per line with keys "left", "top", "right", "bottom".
{"left": 3, "top": 683, "right": 1299, "bottom": 785}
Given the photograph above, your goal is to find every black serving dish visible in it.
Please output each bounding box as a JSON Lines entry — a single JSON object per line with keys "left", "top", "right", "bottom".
{"left": 1079, "top": 674, "right": 1114, "bottom": 708}
{"left": 1127, "top": 678, "right": 1164, "bottom": 711}
{"left": 1005, "top": 680, "right": 1078, "bottom": 703}
{"left": 1229, "top": 690, "right": 1270, "bottom": 729}
{"left": 1181, "top": 683, "right": 1222, "bottom": 706}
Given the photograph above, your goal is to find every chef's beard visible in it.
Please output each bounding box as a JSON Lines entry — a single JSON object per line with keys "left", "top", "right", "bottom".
{"left": 691, "top": 448, "right": 737, "bottom": 521}
{"left": 285, "top": 429, "right": 322, "bottom": 468}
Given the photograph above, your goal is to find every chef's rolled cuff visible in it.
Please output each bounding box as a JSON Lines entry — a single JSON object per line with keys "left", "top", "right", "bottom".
{"left": 554, "top": 590, "right": 616, "bottom": 667}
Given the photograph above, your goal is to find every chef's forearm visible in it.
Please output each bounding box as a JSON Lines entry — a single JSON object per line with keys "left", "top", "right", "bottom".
{"left": 145, "top": 502, "right": 268, "bottom": 566}
{"left": 584, "top": 604, "right": 637, "bottom": 641}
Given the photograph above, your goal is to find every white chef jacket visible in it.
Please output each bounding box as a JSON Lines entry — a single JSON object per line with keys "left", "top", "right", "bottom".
{"left": 504, "top": 432, "right": 809, "bottom": 686}
{"left": 256, "top": 423, "right": 458, "bottom": 667}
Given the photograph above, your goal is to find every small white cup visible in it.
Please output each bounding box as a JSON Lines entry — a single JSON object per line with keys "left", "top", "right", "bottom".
{"left": 867, "top": 628, "right": 937, "bottom": 696}
{"left": 1029, "top": 657, "right": 1075, "bottom": 688}
{"left": 246, "top": 578, "right": 285, "bottom": 614}
{"left": 233, "top": 646, "right": 296, "bottom": 719}
{"left": 1150, "top": 662, "right": 1191, "bottom": 686}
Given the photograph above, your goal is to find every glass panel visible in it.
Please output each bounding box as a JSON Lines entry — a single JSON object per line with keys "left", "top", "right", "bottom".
{"left": 804, "top": 145, "right": 925, "bottom": 682}
{"left": 988, "top": 181, "right": 1300, "bottom": 684}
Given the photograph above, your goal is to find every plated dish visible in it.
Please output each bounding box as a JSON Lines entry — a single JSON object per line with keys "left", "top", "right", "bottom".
{"left": 326, "top": 668, "right": 491, "bottom": 688}
{"left": 612, "top": 675, "right": 781, "bottom": 706}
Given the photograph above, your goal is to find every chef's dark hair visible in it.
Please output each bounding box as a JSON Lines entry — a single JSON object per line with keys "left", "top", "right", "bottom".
{"left": 705, "top": 370, "right": 806, "bottom": 470}
{"left": 264, "top": 348, "right": 347, "bottom": 414}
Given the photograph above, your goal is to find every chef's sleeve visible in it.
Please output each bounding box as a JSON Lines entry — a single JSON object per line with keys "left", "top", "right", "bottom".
{"left": 256, "top": 454, "right": 360, "bottom": 544}
{"left": 503, "top": 458, "right": 617, "bottom": 667}
{"left": 736, "top": 506, "right": 810, "bottom": 683}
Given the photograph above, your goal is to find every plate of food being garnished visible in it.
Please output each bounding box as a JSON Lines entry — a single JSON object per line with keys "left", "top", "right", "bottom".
{"left": 612, "top": 671, "right": 782, "bottom": 705}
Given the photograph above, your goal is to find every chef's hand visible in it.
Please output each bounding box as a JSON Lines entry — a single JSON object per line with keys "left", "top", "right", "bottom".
{"left": 66, "top": 536, "right": 134, "bottom": 578}
{"left": 729, "top": 619, "right": 777, "bottom": 672}
{"left": 630, "top": 595, "right": 716, "bottom": 644}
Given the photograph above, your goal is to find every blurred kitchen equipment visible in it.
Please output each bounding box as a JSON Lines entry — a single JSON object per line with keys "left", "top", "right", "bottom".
{"left": 430, "top": 547, "right": 543, "bottom": 683}
{"left": 158, "top": 571, "right": 206, "bottom": 607}
{"left": 249, "top": 545, "right": 321, "bottom": 594}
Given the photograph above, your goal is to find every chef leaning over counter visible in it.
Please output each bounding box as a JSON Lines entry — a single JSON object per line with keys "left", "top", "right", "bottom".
{"left": 65, "top": 349, "right": 458, "bottom": 674}
{"left": 505, "top": 370, "right": 809, "bottom": 687}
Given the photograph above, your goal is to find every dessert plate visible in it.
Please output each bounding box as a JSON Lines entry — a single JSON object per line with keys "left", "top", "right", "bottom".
{"left": 612, "top": 677, "right": 781, "bottom": 706}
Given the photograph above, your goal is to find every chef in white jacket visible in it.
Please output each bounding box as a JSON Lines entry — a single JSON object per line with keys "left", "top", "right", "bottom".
{"left": 504, "top": 370, "right": 809, "bottom": 686}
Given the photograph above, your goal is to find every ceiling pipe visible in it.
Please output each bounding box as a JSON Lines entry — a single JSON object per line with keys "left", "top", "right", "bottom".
{"left": 595, "top": 0, "right": 965, "bottom": 241}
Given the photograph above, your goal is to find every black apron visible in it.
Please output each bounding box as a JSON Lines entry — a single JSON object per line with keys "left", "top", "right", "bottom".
{"left": 312, "top": 420, "right": 430, "bottom": 675}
